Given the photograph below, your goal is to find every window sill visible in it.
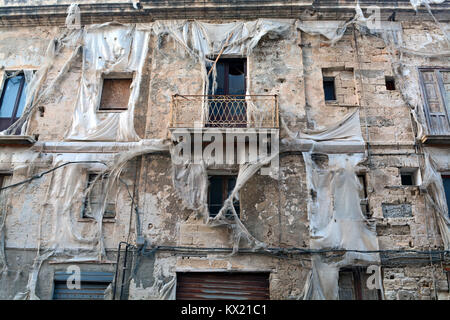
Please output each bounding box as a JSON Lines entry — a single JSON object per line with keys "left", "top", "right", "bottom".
{"left": 78, "top": 217, "right": 116, "bottom": 223}
{"left": 0, "top": 135, "right": 36, "bottom": 145}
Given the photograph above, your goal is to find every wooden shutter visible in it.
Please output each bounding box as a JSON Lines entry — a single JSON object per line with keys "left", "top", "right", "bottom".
{"left": 53, "top": 272, "right": 113, "bottom": 300}
{"left": 176, "top": 272, "right": 270, "bottom": 300}
{"left": 419, "top": 69, "right": 450, "bottom": 135}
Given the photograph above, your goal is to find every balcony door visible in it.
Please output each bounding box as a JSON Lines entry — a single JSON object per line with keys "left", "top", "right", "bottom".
{"left": 207, "top": 58, "right": 247, "bottom": 127}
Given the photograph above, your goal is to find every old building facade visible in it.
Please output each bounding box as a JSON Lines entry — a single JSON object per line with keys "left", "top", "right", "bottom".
{"left": 0, "top": 0, "right": 449, "bottom": 300}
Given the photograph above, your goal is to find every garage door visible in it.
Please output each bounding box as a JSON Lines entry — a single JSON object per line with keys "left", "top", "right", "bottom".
{"left": 176, "top": 272, "right": 270, "bottom": 300}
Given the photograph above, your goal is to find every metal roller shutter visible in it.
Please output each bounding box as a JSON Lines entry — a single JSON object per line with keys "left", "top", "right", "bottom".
{"left": 176, "top": 272, "right": 270, "bottom": 300}
{"left": 52, "top": 271, "right": 113, "bottom": 300}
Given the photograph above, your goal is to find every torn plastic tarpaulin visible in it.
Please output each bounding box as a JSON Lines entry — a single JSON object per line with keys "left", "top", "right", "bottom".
{"left": 150, "top": 19, "right": 293, "bottom": 126}
{"left": 11, "top": 139, "right": 168, "bottom": 300}
{"left": 0, "top": 31, "right": 82, "bottom": 136}
{"left": 421, "top": 153, "right": 450, "bottom": 250}
{"left": 42, "top": 139, "right": 169, "bottom": 263}
{"left": 295, "top": 3, "right": 370, "bottom": 46}
{"left": 281, "top": 110, "right": 366, "bottom": 154}
{"left": 0, "top": 175, "right": 12, "bottom": 274}
{"left": 207, "top": 153, "right": 278, "bottom": 253}
{"left": 302, "top": 152, "right": 380, "bottom": 300}
{"left": 65, "top": 23, "right": 150, "bottom": 141}
{"left": 169, "top": 132, "right": 278, "bottom": 253}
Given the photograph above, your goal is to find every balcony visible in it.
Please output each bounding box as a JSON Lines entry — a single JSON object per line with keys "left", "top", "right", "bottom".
{"left": 169, "top": 95, "right": 279, "bottom": 129}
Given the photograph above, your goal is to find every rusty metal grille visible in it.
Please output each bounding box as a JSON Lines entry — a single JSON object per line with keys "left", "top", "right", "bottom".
{"left": 176, "top": 272, "right": 270, "bottom": 300}
{"left": 170, "top": 95, "right": 278, "bottom": 128}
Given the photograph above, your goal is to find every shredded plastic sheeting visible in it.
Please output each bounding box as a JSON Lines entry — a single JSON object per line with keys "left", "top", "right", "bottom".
{"left": 281, "top": 110, "right": 366, "bottom": 153}
{"left": 0, "top": 175, "right": 12, "bottom": 274}
{"left": 422, "top": 154, "right": 450, "bottom": 250}
{"left": 301, "top": 153, "right": 380, "bottom": 299}
{"left": 1, "top": 2, "right": 449, "bottom": 300}
{"left": 0, "top": 30, "right": 82, "bottom": 136}
{"left": 410, "top": 0, "right": 446, "bottom": 11}
{"left": 65, "top": 23, "right": 149, "bottom": 141}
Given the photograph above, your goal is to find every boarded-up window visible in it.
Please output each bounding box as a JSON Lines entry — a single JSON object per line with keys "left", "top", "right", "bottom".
{"left": 99, "top": 78, "right": 132, "bottom": 111}
{"left": 82, "top": 173, "right": 116, "bottom": 219}
{"left": 338, "top": 268, "right": 381, "bottom": 300}
{"left": 53, "top": 271, "right": 113, "bottom": 300}
{"left": 176, "top": 272, "right": 270, "bottom": 300}
{"left": 208, "top": 175, "right": 239, "bottom": 218}
{"left": 419, "top": 68, "right": 450, "bottom": 135}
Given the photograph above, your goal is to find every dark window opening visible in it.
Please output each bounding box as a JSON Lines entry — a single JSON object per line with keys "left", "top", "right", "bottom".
{"left": 323, "top": 77, "right": 336, "bottom": 101}
{"left": 82, "top": 173, "right": 116, "bottom": 219}
{"left": 385, "top": 76, "right": 396, "bottom": 90}
{"left": 208, "top": 175, "right": 239, "bottom": 219}
{"left": 339, "top": 267, "right": 381, "bottom": 300}
{"left": 0, "top": 72, "right": 28, "bottom": 132}
{"left": 53, "top": 272, "right": 113, "bottom": 300}
{"left": 206, "top": 58, "right": 247, "bottom": 127}
{"left": 443, "top": 175, "right": 450, "bottom": 217}
{"left": 357, "top": 174, "right": 370, "bottom": 217}
{"left": 99, "top": 78, "right": 132, "bottom": 111}
{"left": 400, "top": 172, "right": 414, "bottom": 186}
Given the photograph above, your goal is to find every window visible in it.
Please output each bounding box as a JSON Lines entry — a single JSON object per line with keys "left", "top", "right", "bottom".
{"left": 443, "top": 175, "right": 450, "bottom": 217}
{"left": 208, "top": 175, "right": 239, "bottom": 218}
{"left": 338, "top": 267, "right": 381, "bottom": 300}
{"left": 98, "top": 78, "right": 132, "bottom": 111}
{"left": 419, "top": 68, "right": 450, "bottom": 135}
{"left": 400, "top": 168, "right": 420, "bottom": 186}
{"left": 385, "top": 76, "right": 396, "bottom": 90}
{"left": 0, "top": 72, "right": 28, "bottom": 132}
{"left": 323, "top": 77, "right": 336, "bottom": 101}
{"left": 82, "top": 173, "right": 116, "bottom": 219}
{"left": 357, "top": 174, "right": 369, "bottom": 217}
{"left": 53, "top": 271, "right": 113, "bottom": 300}
{"left": 206, "top": 58, "right": 247, "bottom": 127}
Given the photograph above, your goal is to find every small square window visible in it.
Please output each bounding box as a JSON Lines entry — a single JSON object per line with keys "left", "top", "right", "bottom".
{"left": 400, "top": 168, "right": 420, "bottom": 186}
{"left": 385, "top": 76, "right": 396, "bottom": 90}
{"left": 99, "top": 78, "right": 132, "bottom": 111}
{"left": 208, "top": 175, "right": 239, "bottom": 219}
{"left": 82, "top": 173, "right": 116, "bottom": 219}
{"left": 401, "top": 173, "right": 413, "bottom": 186}
{"left": 323, "top": 77, "right": 336, "bottom": 101}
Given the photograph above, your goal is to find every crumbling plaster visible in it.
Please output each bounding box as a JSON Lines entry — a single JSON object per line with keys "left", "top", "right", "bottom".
{"left": 0, "top": 13, "right": 449, "bottom": 300}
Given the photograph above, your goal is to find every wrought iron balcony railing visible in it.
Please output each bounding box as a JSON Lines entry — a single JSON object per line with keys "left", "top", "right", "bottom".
{"left": 169, "top": 94, "right": 279, "bottom": 128}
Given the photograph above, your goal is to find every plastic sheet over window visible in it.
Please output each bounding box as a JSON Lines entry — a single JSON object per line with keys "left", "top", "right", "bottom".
{"left": 65, "top": 23, "right": 150, "bottom": 141}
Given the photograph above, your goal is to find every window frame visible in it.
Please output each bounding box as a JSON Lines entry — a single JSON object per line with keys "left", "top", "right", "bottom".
{"left": 418, "top": 67, "right": 450, "bottom": 135}
{"left": 0, "top": 71, "right": 27, "bottom": 131}
{"left": 96, "top": 72, "right": 134, "bottom": 113}
{"left": 206, "top": 57, "right": 247, "bottom": 96}
{"left": 80, "top": 172, "right": 116, "bottom": 221}
{"left": 207, "top": 174, "right": 240, "bottom": 219}
{"left": 322, "top": 76, "right": 337, "bottom": 102}
{"left": 338, "top": 267, "right": 382, "bottom": 300}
